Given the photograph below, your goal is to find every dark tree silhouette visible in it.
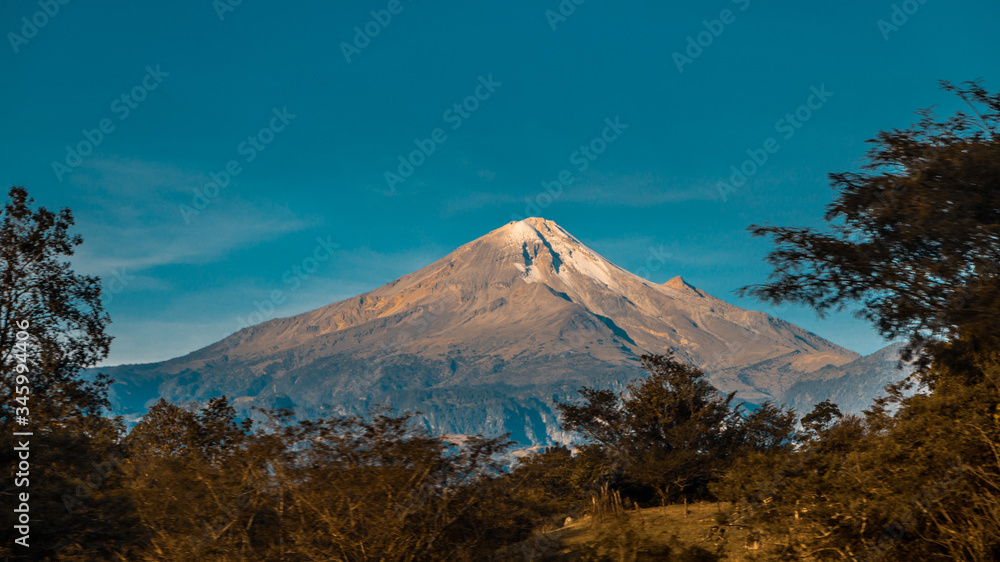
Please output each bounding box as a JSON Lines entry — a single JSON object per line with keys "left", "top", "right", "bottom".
{"left": 716, "top": 83, "right": 1000, "bottom": 560}
{"left": 0, "top": 186, "right": 129, "bottom": 560}
{"left": 556, "top": 352, "right": 795, "bottom": 504}
{"left": 0, "top": 185, "right": 113, "bottom": 423}
{"left": 740, "top": 81, "right": 1000, "bottom": 373}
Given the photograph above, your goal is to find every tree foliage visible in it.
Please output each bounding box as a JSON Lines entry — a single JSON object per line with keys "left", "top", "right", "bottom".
{"left": 118, "top": 400, "right": 534, "bottom": 561}
{"left": 556, "top": 352, "right": 796, "bottom": 504}
{"left": 740, "top": 81, "right": 1000, "bottom": 369}
{"left": 0, "top": 186, "right": 112, "bottom": 424}
{"left": 716, "top": 82, "right": 1000, "bottom": 560}
{"left": 0, "top": 187, "right": 128, "bottom": 560}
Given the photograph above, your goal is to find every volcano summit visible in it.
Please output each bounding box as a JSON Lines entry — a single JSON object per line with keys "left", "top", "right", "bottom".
{"left": 100, "top": 218, "right": 898, "bottom": 445}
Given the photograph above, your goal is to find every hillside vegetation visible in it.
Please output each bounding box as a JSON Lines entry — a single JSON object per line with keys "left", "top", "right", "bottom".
{"left": 502, "top": 502, "right": 753, "bottom": 561}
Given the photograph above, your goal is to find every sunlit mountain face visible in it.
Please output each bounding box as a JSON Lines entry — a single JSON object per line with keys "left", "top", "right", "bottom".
{"left": 96, "top": 218, "right": 905, "bottom": 446}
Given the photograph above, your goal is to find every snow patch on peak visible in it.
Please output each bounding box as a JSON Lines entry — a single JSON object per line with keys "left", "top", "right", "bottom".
{"left": 506, "top": 219, "right": 544, "bottom": 245}
{"left": 497, "top": 218, "right": 664, "bottom": 295}
{"left": 503, "top": 218, "right": 571, "bottom": 245}
{"left": 501, "top": 219, "right": 602, "bottom": 285}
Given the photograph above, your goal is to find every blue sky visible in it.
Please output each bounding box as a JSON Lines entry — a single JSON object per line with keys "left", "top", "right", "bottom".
{"left": 2, "top": 0, "right": 997, "bottom": 365}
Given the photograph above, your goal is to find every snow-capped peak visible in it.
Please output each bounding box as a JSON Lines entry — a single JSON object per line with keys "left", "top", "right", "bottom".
{"left": 496, "top": 218, "right": 633, "bottom": 291}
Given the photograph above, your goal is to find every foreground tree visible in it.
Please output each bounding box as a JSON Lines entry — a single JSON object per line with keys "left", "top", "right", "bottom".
{"left": 556, "top": 352, "right": 796, "bottom": 505}
{"left": 0, "top": 187, "right": 131, "bottom": 560}
{"left": 0, "top": 186, "right": 112, "bottom": 424}
{"left": 120, "top": 402, "right": 536, "bottom": 561}
{"left": 718, "top": 82, "right": 1000, "bottom": 560}
{"left": 506, "top": 442, "right": 616, "bottom": 525}
{"left": 740, "top": 80, "right": 1000, "bottom": 372}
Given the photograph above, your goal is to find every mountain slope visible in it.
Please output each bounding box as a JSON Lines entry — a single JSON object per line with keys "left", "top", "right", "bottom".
{"left": 781, "top": 342, "right": 913, "bottom": 415}
{"left": 99, "top": 218, "right": 865, "bottom": 444}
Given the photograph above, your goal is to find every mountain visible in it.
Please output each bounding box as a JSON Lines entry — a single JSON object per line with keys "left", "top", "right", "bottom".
{"left": 781, "top": 342, "right": 913, "bottom": 414}
{"left": 97, "top": 218, "right": 897, "bottom": 445}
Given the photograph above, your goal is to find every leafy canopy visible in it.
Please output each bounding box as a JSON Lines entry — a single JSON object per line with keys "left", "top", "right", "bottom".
{"left": 740, "top": 81, "right": 1000, "bottom": 368}
{"left": 0, "top": 185, "right": 112, "bottom": 423}
{"left": 556, "top": 352, "right": 795, "bottom": 502}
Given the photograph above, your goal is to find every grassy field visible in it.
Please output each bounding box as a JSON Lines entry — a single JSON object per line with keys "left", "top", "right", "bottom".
{"left": 498, "top": 502, "right": 764, "bottom": 561}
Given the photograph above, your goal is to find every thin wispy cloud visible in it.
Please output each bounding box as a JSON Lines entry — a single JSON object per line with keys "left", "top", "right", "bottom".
{"left": 68, "top": 157, "right": 315, "bottom": 276}
{"left": 439, "top": 191, "right": 520, "bottom": 217}
{"left": 94, "top": 243, "right": 452, "bottom": 365}
{"left": 440, "top": 173, "right": 716, "bottom": 219}
{"left": 560, "top": 173, "right": 716, "bottom": 205}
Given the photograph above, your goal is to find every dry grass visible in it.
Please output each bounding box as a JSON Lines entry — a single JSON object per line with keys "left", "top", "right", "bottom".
{"left": 503, "top": 502, "right": 764, "bottom": 561}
